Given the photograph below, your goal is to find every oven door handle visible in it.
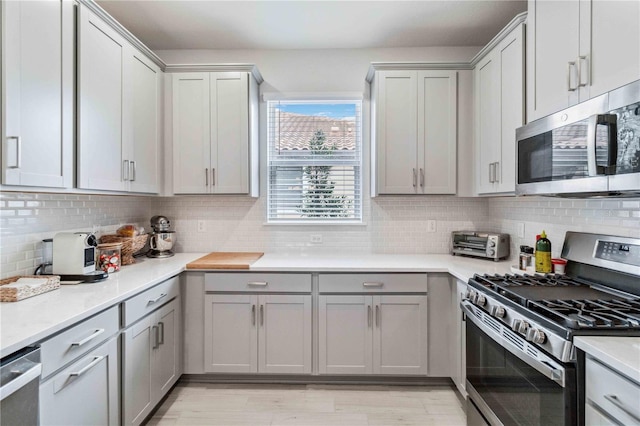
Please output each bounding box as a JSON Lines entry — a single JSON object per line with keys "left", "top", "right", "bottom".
{"left": 462, "top": 301, "right": 566, "bottom": 388}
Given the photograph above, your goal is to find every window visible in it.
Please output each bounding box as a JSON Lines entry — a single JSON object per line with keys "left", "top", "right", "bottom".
{"left": 267, "top": 100, "right": 362, "bottom": 223}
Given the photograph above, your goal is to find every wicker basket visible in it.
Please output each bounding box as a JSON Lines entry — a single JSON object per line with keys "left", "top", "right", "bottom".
{"left": 0, "top": 275, "right": 61, "bottom": 302}
{"left": 100, "top": 234, "right": 148, "bottom": 265}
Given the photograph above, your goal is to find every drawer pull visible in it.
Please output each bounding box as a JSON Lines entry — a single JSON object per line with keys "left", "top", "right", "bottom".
{"left": 604, "top": 394, "right": 640, "bottom": 422}
{"left": 247, "top": 281, "right": 268, "bottom": 286}
{"left": 71, "top": 328, "right": 105, "bottom": 347}
{"left": 363, "top": 282, "right": 383, "bottom": 287}
{"left": 148, "top": 293, "right": 167, "bottom": 305}
{"left": 69, "top": 356, "right": 104, "bottom": 378}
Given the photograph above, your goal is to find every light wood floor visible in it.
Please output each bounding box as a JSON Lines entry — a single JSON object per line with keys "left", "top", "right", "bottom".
{"left": 146, "top": 382, "right": 466, "bottom": 426}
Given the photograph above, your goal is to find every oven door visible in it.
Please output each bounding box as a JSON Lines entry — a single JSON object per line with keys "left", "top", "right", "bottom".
{"left": 463, "top": 302, "right": 577, "bottom": 426}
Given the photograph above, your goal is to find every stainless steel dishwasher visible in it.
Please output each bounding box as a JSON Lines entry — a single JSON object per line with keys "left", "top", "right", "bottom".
{"left": 0, "top": 347, "right": 41, "bottom": 425}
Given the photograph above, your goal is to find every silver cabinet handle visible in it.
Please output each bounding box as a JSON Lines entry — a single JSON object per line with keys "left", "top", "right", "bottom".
{"left": 252, "top": 304, "right": 256, "bottom": 325}
{"left": 419, "top": 168, "right": 425, "bottom": 188}
{"left": 363, "top": 282, "right": 383, "bottom": 287}
{"left": 0, "top": 362, "right": 41, "bottom": 401}
{"left": 212, "top": 168, "right": 216, "bottom": 186}
{"left": 205, "top": 168, "right": 209, "bottom": 186}
{"left": 604, "top": 395, "right": 640, "bottom": 423}
{"left": 368, "top": 305, "right": 372, "bottom": 327}
{"left": 412, "top": 168, "right": 417, "bottom": 187}
{"left": 375, "top": 305, "right": 380, "bottom": 327}
{"left": 69, "top": 356, "right": 104, "bottom": 378}
{"left": 567, "top": 61, "right": 577, "bottom": 91}
{"left": 123, "top": 160, "right": 130, "bottom": 181}
{"left": 130, "top": 161, "right": 136, "bottom": 182}
{"left": 247, "top": 281, "right": 268, "bottom": 286}
{"left": 6, "top": 136, "right": 21, "bottom": 169}
{"left": 260, "top": 305, "right": 264, "bottom": 326}
{"left": 494, "top": 162, "right": 500, "bottom": 183}
{"left": 152, "top": 325, "right": 160, "bottom": 349}
{"left": 71, "top": 328, "right": 105, "bottom": 347}
{"left": 578, "top": 55, "right": 589, "bottom": 87}
{"left": 158, "top": 321, "right": 165, "bottom": 345}
{"left": 147, "top": 293, "right": 167, "bottom": 305}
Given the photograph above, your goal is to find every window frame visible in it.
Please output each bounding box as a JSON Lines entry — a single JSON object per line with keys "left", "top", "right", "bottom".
{"left": 266, "top": 98, "right": 363, "bottom": 225}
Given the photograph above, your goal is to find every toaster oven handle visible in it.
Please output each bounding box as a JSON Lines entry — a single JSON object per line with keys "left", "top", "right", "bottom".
{"left": 587, "top": 114, "right": 618, "bottom": 176}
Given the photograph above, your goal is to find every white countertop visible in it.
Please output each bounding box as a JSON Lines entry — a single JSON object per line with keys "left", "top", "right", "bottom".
{"left": 574, "top": 336, "right": 640, "bottom": 383}
{"left": 0, "top": 252, "right": 512, "bottom": 358}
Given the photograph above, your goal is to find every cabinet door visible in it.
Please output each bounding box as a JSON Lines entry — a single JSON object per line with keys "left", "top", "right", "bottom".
{"left": 417, "top": 71, "right": 457, "bottom": 194}
{"left": 475, "top": 54, "right": 499, "bottom": 194}
{"left": 3, "top": 0, "right": 73, "bottom": 188}
{"left": 172, "top": 73, "right": 211, "bottom": 194}
{"left": 125, "top": 50, "right": 160, "bottom": 194}
{"left": 258, "top": 295, "right": 312, "bottom": 374}
{"left": 376, "top": 71, "right": 418, "bottom": 194}
{"left": 373, "top": 295, "right": 428, "bottom": 375}
{"left": 204, "top": 294, "right": 258, "bottom": 373}
{"left": 40, "top": 337, "right": 118, "bottom": 426}
{"left": 495, "top": 24, "right": 525, "bottom": 194}
{"left": 122, "top": 315, "right": 154, "bottom": 425}
{"left": 77, "top": 6, "right": 127, "bottom": 191}
{"left": 584, "top": 0, "right": 640, "bottom": 99}
{"left": 153, "top": 298, "right": 180, "bottom": 400}
{"left": 527, "top": 0, "right": 580, "bottom": 121}
{"left": 318, "top": 295, "right": 373, "bottom": 374}
{"left": 210, "top": 72, "right": 249, "bottom": 194}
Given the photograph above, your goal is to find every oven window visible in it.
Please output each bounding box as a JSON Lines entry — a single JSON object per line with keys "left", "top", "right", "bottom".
{"left": 466, "top": 320, "right": 573, "bottom": 426}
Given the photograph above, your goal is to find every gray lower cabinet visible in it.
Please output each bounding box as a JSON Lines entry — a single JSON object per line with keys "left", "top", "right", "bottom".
{"left": 39, "top": 337, "right": 119, "bottom": 426}
{"left": 318, "top": 294, "right": 428, "bottom": 375}
{"left": 122, "top": 297, "right": 181, "bottom": 425}
{"left": 204, "top": 293, "right": 312, "bottom": 374}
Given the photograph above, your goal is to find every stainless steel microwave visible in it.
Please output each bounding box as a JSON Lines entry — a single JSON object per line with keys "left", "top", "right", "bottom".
{"left": 516, "top": 79, "right": 640, "bottom": 197}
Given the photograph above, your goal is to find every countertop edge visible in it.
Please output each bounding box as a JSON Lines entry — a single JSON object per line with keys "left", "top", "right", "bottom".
{"left": 574, "top": 336, "right": 640, "bottom": 384}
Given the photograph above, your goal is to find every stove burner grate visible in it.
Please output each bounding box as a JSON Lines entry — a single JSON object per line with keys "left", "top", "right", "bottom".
{"left": 529, "top": 299, "right": 640, "bottom": 329}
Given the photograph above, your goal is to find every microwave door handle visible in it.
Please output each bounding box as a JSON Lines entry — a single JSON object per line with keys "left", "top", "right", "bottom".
{"left": 600, "top": 114, "right": 618, "bottom": 175}
{"left": 587, "top": 114, "right": 618, "bottom": 176}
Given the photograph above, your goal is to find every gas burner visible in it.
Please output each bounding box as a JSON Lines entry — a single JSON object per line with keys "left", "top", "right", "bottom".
{"left": 529, "top": 298, "right": 640, "bottom": 329}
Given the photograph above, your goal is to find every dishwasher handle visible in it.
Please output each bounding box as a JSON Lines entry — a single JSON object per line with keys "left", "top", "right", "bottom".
{"left": 0, "top": 362, "right": 41, "bottom": 401}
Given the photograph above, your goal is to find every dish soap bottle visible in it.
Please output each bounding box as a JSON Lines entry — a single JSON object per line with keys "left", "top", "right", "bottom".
{"left": 535, "top": 230, "right": 552, "bottom": 273}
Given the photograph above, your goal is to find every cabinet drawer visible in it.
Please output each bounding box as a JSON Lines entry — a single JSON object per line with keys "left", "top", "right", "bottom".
{"left": 318, "top": 273, "right": 428, "bottom": 293}
{"left": 205, "top": 273, "right": 311, "bottom": 293}
{"left": 41, "top": 306, "right": 119, "bottom": 379}
{"left": 123, "top": 276, "right": 180, "bottom": 327}
{"left": 586, "top": 357, "right": 640, "bottom": 425}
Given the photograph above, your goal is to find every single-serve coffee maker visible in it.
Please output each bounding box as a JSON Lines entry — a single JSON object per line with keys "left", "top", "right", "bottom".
{"left": 148, "top": 215, "right": 176, "bottom": 258}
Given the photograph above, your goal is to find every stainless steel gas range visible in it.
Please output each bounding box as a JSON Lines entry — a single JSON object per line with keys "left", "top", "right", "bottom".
{"left": 463, "top": 232, "right": 640, "bottom": 426}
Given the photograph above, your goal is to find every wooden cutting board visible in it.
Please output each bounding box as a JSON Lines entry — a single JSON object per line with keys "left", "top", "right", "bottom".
{"left": 186, "top": 252, "right": 264, "bottom": 270}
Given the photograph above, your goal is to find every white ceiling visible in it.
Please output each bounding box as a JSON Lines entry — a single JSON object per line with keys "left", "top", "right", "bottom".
{"left": 96, "top": 0, "right": 527, "bottom": 50}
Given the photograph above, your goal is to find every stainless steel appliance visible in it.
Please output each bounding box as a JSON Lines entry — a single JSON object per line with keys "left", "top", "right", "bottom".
{"left": 451, "top": 231, "right": 510, "bottom": 261}
{"left": 516, "top": 79, "right": 640, "bottom": 197}
{"left": 147, "top": 215, "right": 176, "bottom": 258}
{"left": 0, "top": 347, "right": 41, "bottom": 426}
{"left": 464, "top": 232, "right": 640, "bottom": 426}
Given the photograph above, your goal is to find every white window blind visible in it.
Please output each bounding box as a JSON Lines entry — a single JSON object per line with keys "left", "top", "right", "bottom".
{"left": 267, "top": 100, "right": 362, "bottom": 223}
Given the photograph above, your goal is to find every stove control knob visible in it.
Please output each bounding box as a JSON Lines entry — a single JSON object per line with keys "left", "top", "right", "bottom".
{"left": 476, "top": 294, "right": 487, "bottom": 307}
{"left": 490, "top": 305, "right": 506, "bottom": 318}
{"left": 526, "top": 328, "right": 547, "bottom": 344}
{"left": 511, "top": 319, "right": 522, "bottom": 332}
{"left": 517, "top": 321, "right": 530, "bottom": 334}
{"left": 465, "top": 289, "right": 474, "bottom": 300}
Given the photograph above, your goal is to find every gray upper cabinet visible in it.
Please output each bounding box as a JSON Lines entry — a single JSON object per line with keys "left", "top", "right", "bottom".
{"left": 171, "top": 71, "right": 260, "bottom": 196}
{"left": 474, "top": 18, "right": 525, "bottom": 195}
{"left": 370, "top": 68, "right": 458, "bottom": 195}
{"left": 527, "top": 0, "right": 640, "bottom": 121}
{"left": 77, "top": 4, "right": 161, "bottom": 193}
{"left": 2, "top": 0, "right": 74, "bottom": 188}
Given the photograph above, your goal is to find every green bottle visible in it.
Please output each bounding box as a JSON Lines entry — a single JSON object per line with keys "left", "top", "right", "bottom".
{"left": 535, "top": 230, "right": 552, "bottom": 273}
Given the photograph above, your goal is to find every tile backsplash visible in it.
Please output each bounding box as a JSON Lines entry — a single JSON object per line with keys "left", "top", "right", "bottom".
{"left": 1, "top": 191, "right": 638, "bottom": 279}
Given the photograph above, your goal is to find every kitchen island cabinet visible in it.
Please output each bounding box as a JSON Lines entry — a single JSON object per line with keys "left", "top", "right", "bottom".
{"left": 2, "top": 0, "right": 74, "bottom": 188}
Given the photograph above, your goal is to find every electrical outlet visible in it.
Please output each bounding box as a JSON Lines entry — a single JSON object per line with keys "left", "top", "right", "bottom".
{"left": 197, "top": 220, "right": 206, "bottom": 233}
{"left": 517, "top": 222, "right": 525, "bottom": 239}
{"left": 310, "top": 234, "right": 323, "bottom": 244}
{"left": 427, "top": 220, "right": 437, "bottom": 233}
